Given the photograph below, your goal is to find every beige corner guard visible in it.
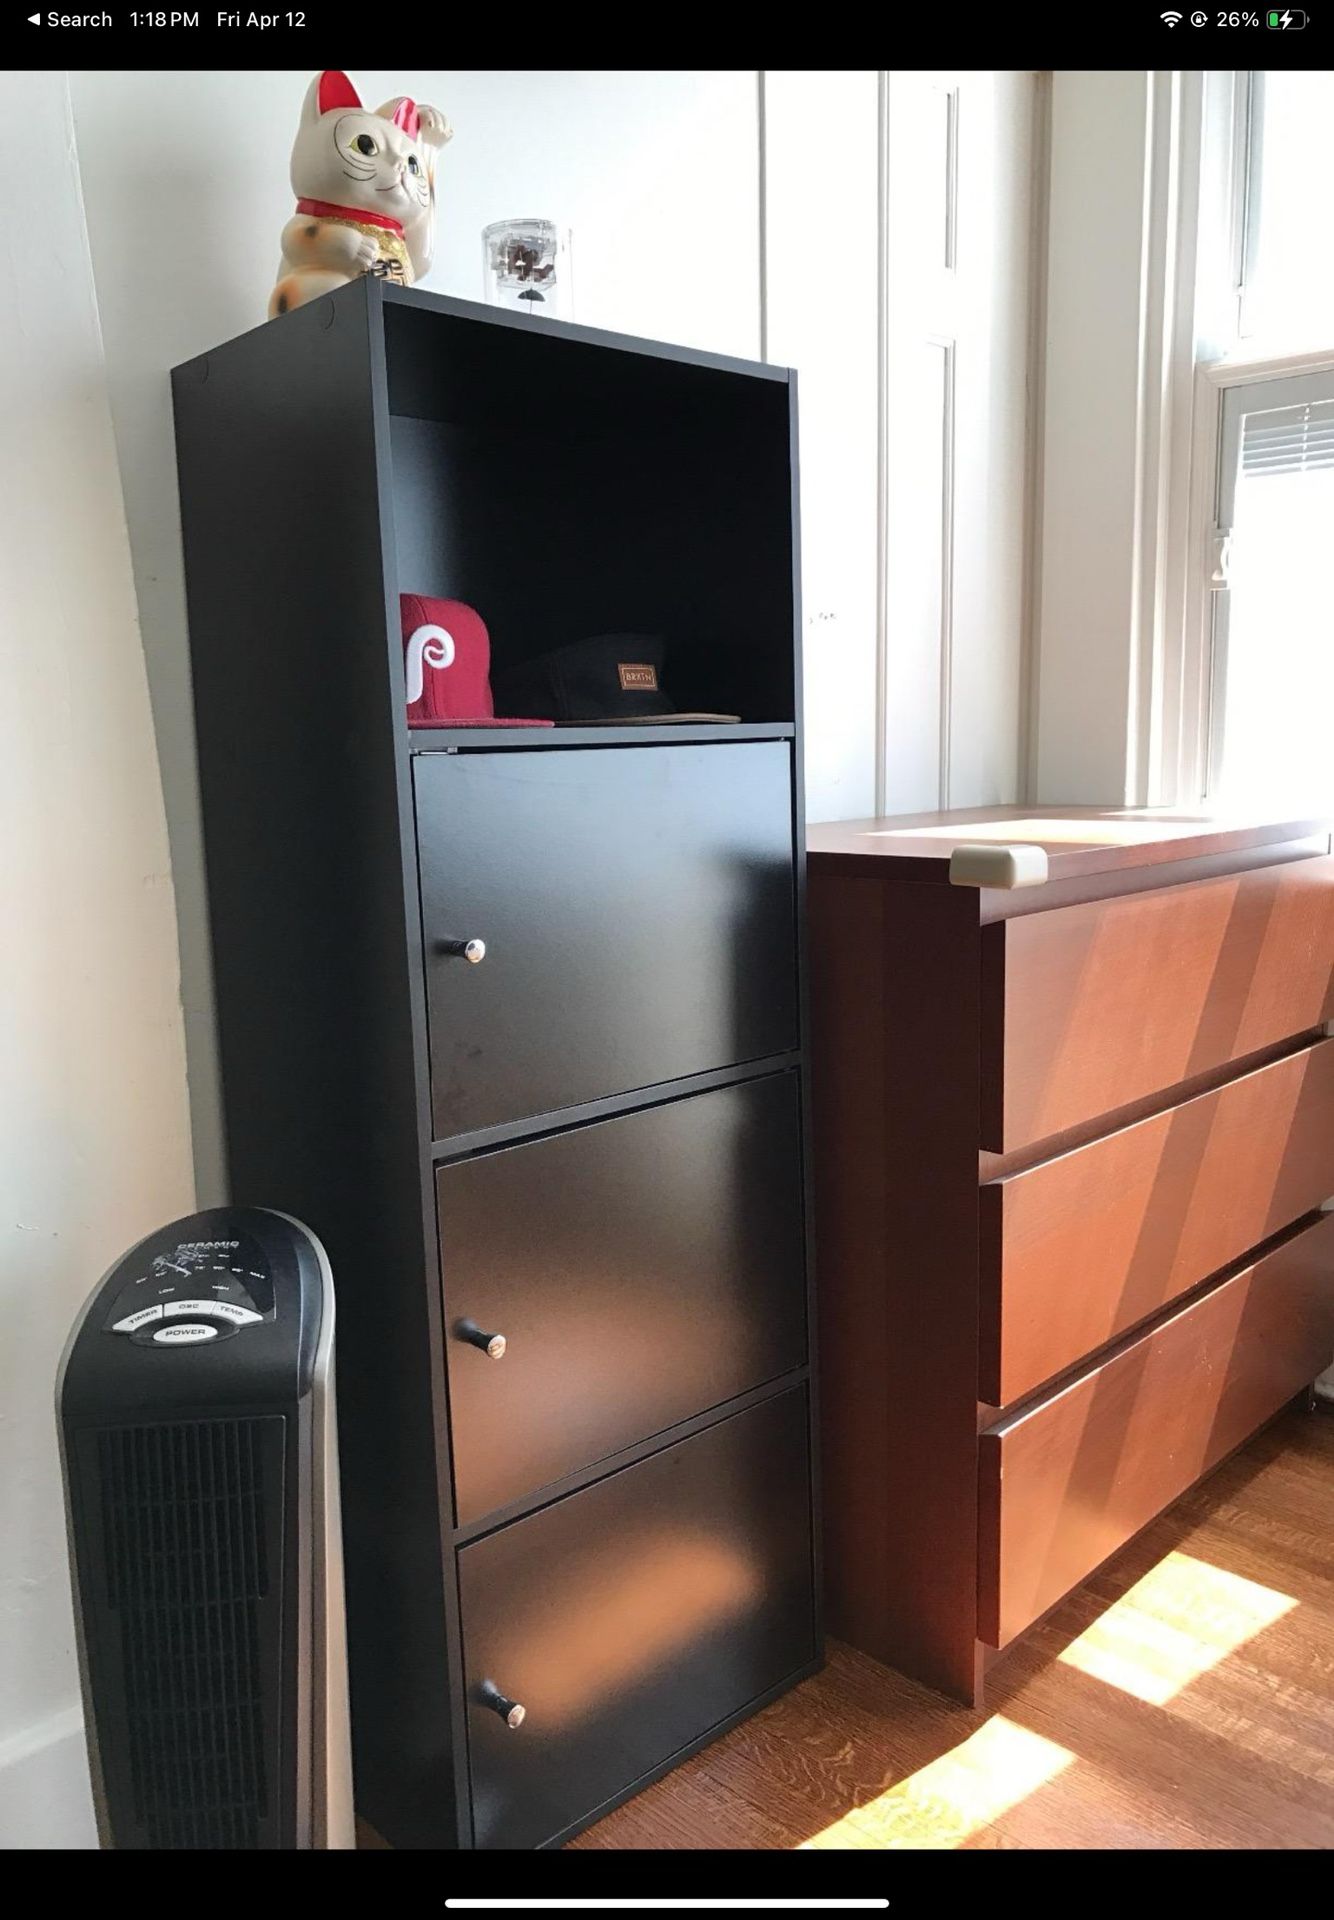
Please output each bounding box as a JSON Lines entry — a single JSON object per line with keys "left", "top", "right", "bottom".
{"left": 948, "top": 842, "right": 1050, "bottom": 890}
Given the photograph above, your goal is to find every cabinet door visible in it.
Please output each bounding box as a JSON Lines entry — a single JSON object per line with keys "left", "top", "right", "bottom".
{"left": 459, "top": 1389, "right": 816, "bottom": 1850}
{"left": 441, "top": 1072, "right": 807, "bottom": 1525}
{"left": 416, "top": 743, "right": 798, "bottom": 1138}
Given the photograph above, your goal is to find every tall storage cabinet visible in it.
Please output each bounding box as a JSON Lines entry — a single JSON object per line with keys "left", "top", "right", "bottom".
{"left": 172, "top": 280, "right": 818, "bottom": 1850}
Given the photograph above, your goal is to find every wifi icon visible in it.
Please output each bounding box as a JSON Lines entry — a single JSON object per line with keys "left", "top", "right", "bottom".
{"left": 1161, "top": 7, "right": 1184, "bottom": 19}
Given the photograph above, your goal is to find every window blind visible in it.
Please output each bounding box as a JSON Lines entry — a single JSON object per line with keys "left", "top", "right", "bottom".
{"left": 1240, "top": 398, "right": 1334, "bottom": 477}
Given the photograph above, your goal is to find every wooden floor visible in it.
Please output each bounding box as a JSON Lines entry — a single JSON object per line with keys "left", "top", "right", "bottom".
{"left": 570, "top": 1405, "right": 1334, "bottom": 1851}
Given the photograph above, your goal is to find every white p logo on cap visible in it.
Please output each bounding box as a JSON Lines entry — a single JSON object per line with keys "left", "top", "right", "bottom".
{"left": 405, "top": 623, "right": 456, "bottom": 704}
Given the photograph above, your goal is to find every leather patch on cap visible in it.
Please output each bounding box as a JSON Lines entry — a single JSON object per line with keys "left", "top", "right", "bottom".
{"left": 618, "top": 662, "right": 658, "bottom": 691}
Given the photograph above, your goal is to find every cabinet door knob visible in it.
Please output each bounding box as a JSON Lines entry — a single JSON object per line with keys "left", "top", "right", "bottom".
{"left": 478, "top": 1680, "right": 526, "bottom": 1729}
{"left": 438, "top": 936, "right": 486, "bottom": 964}
{"left": 457, "top": 1319, "right": 507, "bottom": 1359}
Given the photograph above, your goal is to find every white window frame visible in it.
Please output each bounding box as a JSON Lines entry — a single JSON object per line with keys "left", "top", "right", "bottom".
{"left": 1171, "top": 69, "right": 1334, "bottom": 807}
{"left": 1188, "top": 353, "right": 1334, "bottom": 802}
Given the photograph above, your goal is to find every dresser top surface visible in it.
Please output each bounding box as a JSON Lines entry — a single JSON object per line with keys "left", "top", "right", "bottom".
{"left": 807, "top": 806, "right": 1331, "bottom": 883}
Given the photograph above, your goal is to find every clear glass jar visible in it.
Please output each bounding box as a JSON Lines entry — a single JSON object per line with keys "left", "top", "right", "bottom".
{"left": 481, "top": 218, "right": 565, "bottom": 316}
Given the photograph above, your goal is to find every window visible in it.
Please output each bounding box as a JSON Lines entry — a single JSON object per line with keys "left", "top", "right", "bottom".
{"left": 1185, "top": 71, "right": 1334, "bottom": 809}
{"left": 1239, "top": 71, "right": 1334, "bottom": 347}
{"left": 1207, "top": 370, "right": 1334, "bottom": 805}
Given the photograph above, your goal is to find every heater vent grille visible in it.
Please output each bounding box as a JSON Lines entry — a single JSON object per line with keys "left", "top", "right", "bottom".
{"left": 93, "top": 1417, "right": 287, "bottom": 1849}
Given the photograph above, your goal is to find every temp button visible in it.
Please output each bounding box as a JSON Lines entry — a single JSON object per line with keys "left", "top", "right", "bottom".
{"left": 207, "top": 1301, "right": 263, "bottom": 1326}
{"left": 153, "top": 1323, "right": 218, "bottom": 1345}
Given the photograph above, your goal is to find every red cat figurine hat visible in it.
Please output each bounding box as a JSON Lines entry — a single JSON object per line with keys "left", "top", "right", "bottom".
{"left": 400, "top": 595, "right": 551, "bottom": 729}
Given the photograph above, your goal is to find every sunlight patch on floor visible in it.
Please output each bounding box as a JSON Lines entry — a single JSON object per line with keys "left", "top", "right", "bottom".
{"left": 1055, "top": 1550, "right": 1297, "bottom": 1706}
{"left": 797, "top": 1715, "right": 1073, "bottom": 1851}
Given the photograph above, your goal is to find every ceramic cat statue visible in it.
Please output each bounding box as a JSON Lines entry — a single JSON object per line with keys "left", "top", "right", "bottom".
{"left": 270, "top": 69, "right": 452, "bottom": 318}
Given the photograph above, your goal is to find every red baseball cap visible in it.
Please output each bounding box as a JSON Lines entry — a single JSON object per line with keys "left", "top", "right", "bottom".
{"left": 400, "top": 594, "right": 551, "bottom": 728}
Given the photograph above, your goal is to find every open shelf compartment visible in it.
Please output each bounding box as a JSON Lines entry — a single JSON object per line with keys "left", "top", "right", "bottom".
{"left": 382, "top": 291, "right": 799, "bottom": 730}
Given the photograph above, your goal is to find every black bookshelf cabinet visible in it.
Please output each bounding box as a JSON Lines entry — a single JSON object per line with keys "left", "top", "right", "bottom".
{"left": 172, "top": 279, "right": 818, "bottom": 1851}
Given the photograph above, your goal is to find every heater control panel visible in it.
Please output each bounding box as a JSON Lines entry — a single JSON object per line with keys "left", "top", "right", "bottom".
{"left": 103, "top": 1234, "right": 277, "bottom": 1346}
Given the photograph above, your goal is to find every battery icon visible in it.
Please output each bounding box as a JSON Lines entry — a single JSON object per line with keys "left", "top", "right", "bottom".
{"left": 1267, "top": 7, "right": 1307, "bottom": 22}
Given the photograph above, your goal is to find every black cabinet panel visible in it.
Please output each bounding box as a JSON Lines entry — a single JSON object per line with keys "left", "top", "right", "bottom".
{"left": 441, "top": 1073, "right": 807, "bottom": 1525}
{"left": 416, "top": 744, "right": 798, "bottom": 1138}
{"left": 459, "top": 1388, "right": 815, "bottom": 1850}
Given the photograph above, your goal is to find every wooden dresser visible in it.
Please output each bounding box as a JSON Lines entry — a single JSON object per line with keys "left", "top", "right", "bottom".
{"left": 808, "top": 806, "right": 1334, "bottom": 1706}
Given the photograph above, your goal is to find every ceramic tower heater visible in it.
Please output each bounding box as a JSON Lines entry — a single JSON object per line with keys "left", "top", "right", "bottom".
{"left": 57, "top": 1206, "right": 354, "bottom": 1849}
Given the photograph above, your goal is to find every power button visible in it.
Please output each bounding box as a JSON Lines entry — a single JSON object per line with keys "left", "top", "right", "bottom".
{"left": 152, "top": 1323, "right": 218, "bottom": 1345}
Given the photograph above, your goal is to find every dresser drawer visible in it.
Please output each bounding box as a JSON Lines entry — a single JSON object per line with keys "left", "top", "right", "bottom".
{"left": 440, "top": 1073, "right": 808, "bottom": 1525}
{"left": 459, "top": 1388, "right": 816, "bottom": 1850}
{"left": 982, "top": 855, "right": 1334, "bottom": 1153}
{"left": 416, "top": 743, "right": 798, "bottom": 1139}
{"left": 981, "top": 1039, "right": 1334, "bottom": 1406}
{"left": 978, "top": 1212, "right": 1334, "bottom": 1648}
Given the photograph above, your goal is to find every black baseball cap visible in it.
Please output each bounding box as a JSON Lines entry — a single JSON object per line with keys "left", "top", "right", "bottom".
{"left": 491, "top": 634, "right": 738, "bottom": 725}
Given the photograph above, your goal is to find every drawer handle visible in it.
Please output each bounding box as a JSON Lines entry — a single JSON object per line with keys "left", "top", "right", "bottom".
{"left": 438, "top": 936, "right": 487, "bottom": 964}
{"left": 948, "top": 843, "right": 1049, "bottom": 890}
{"left": 457, "top": 1318, "right": 507, "bottom": 1360}
{"left": 478, "top": 1680, "right": 526, "bottom": 1729}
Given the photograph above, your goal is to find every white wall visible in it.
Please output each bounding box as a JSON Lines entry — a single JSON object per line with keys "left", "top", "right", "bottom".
{"left": 0, "top": 72, "right": 194, "bottom": 1849}
{"left": 1033, "top": 71, "right": 1150, "bottom": 804}
{"left": 766, "top": 69, "right": 1038, "bottom": 824}
{"left": 68, "top": 68, "right": 763, "bottom": 1204}
{"left": 1032, "top": 69, "right": 1195, "bottom": 809}
{"left": 764, "top": 71, "right": 883, "bottom": 822}
{"left": 882, "top": 69, "right": 1038, "bottom": 815}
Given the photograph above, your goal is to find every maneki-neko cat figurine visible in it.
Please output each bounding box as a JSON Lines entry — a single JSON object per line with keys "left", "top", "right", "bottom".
{"left": 270, "top": 70, "right": 452, "bottom": 318}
